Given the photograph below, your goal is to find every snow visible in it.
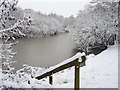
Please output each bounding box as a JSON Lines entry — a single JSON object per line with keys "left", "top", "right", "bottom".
{"left": 0, "top": 44, "right": 118, "bottom": 88}
{"left": 81, "top": 44, "right": 118, "bottom": 88}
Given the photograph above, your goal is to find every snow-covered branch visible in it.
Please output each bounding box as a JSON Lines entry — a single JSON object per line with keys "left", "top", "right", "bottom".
{"left": 0, "top": 19, "right": 24, "bottom": 33}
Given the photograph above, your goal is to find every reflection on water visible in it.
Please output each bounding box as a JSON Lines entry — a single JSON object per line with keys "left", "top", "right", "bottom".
{"left": 13, "top": 33, "right": 76, "bottom": 70}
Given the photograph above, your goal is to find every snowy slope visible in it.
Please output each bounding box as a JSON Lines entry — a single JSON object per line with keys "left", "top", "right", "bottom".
{"left": 52, "top": 44, "right": 118, "bottom": 88}
{"left": 81, "top": 44, "right": 118, "bottom": 88}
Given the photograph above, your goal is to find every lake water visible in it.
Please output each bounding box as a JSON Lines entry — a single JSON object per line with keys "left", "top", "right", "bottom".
{"left": 13, "top": 33, "right": 77, "bottom": 70}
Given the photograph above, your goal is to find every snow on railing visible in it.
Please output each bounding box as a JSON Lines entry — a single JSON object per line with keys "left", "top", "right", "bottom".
{"left": 35, "top": 52, "right": 86, "bottom": 89}
{"left": 36, "top": 52, "right": 85, "bottom": 77}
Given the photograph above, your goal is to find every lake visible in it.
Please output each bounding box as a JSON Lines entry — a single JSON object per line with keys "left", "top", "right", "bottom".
{"left": 13, "top": 33, "right": 77, "bottom": 70}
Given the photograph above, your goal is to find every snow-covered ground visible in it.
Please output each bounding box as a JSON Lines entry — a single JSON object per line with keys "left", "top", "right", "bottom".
{"left": 0, "top": 44, "right": 118, "bottom": 88}
{"left": 53, "top": 44, "right": 118, "bottom": 88}
{"left": 81, "top": 44, "right": 118, "bottom": 88}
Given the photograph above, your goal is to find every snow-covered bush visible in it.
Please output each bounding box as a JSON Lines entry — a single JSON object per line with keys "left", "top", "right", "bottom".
{"left": 71, "top": 1, "right": 118, "bottom": 52}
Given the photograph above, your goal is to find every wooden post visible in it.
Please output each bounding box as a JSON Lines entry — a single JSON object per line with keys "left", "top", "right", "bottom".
{"left": 74, "top": 65, "right": 80, "bottom": 90}
{"left": 49, "top": 75, "right": 53, "bottom": 85}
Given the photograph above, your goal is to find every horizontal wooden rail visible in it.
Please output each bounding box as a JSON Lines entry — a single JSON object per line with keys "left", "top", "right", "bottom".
{"left": 35, "top": 54, "right": 86, "bottom": 89}
{"left": 36, "top": 58, "right": 79, "bottom": 80}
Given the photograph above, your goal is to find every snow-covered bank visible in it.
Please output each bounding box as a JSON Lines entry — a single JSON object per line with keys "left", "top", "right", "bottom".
{"left": 0, "top": 44, "right": 118, "bottom": 88}
{"left": 81, "top": 44, "right": 118, "bottom": 88}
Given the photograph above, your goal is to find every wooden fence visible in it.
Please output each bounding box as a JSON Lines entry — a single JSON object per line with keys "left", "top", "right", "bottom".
{"left": 36, "top": 54, "right": 86, "bottom": 90}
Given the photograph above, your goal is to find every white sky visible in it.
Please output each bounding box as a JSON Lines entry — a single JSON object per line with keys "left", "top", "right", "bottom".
{"left": 18, "top": 0, "right": 92, "bottom": 17}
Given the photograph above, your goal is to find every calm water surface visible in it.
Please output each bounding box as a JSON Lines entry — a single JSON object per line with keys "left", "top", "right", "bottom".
{"left": 13, "top": 33, "right": 77, "bottom": 70}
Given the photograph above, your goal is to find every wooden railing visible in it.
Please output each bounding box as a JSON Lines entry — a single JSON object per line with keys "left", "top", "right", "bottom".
{"left": 36, "top": 53, "right": 86, "bottom": 89}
